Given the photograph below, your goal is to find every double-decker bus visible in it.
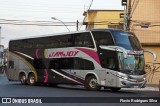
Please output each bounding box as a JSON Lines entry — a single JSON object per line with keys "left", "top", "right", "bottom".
{"left": 6, "top": 29, "right": 156, "bottom": 91}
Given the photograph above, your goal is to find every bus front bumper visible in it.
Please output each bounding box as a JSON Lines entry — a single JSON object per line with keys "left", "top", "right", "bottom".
{"left": 120, "top": 78, "right": 147, "bottom": 88}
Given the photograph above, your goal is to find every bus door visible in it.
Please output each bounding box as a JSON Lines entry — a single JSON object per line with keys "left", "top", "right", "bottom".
{"left": 104, "top": 57, "right": 118, "bottom": 87}
{"left": 99, "top": 49, "right": 118, "bottom": 87}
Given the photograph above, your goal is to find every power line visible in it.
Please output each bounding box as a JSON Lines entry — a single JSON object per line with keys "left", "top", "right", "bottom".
{"left": 0, "top": 22, "right": 76, "bottom": 26}
{"left": 0, "top": 19, "right": 78, "bottom": 24}
{"left": 130, "top": 0, "right": 140, "bottom": 18}
{"left": 0, "top": 18, "right": 121, "bottom": 26}
{"left": 131, "top": 0, "right": 136, "bottom": 11}
{"left": 0, "top": 18, "right": 81, "bottom": 26}
{"left": 88, "top": 0, "right": 94, "bottom": 10}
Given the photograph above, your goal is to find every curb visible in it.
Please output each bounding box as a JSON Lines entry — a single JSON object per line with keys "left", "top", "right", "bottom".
{"left": 122, "top": 86, "right": 159, "bottom": 91}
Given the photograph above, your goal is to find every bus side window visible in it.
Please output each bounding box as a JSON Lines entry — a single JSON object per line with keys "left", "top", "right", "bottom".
{"left": 74, "top": 32, "right": 94, "bottom": 48}
{"left": 56, "top": 35, "right": 73, "bottom": 48}
{"left": 74, "top": 58, "right": 95, "bottom": 70}
{"left": 92, "top": 31, "right": 114, "bottom": 46}
{"left": 107, "top": 58, "right": 115, "bottom": 69}
{"left": 49, "top": 59, "right": 60, "bottom": 69}
{"left": 101, "top": 58, "right": 115, "bottom": 70}
{"left": 9, "top": 61, "right": 14, "bottom": 69}
{"left": 74, "top": 34, "right": 83, "bottom": 47}
{"left": 83, "top": 33, "right": 94, "bottom": 48}
{"left": 61, "top": 58, "right": 73, "bottom": 69}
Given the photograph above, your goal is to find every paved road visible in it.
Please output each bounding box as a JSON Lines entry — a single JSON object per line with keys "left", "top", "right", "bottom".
{"left": 0, "top": 75, "right": 159, "bottom": 106}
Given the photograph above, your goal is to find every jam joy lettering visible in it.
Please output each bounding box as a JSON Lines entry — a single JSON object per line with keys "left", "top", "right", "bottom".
{"left": 48, "top": 51, "right": 79, "bottom": 58}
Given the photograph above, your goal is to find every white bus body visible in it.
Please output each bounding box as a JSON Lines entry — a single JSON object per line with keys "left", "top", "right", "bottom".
{"left": 6, "top": 29, "right": 156, "bottom": 91}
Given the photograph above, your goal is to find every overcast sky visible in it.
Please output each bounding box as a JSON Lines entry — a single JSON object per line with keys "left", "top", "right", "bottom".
{"left": 0, "top": 0, "right": 123, "bottom": 48}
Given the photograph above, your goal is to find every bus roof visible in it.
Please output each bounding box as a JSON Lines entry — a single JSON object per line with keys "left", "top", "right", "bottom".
{"left": 9, "top": 28, "right": 127, "bottom": 42}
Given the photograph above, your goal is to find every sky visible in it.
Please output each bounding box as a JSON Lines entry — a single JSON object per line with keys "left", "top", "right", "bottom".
{"left": 0, "top": 0, "right": 123, "bottom": 48}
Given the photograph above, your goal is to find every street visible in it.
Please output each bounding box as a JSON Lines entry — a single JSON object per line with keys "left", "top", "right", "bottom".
{"left": 0, "top": 74, "right": 159, "bottom": 106}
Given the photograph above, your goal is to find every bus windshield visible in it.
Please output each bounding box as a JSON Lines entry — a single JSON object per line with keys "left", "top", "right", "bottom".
{"left": 112, "top": 31, "right": 142, "bottom": 50}
{"left": 118, "top": 53, "right": 145, "bottom": 75}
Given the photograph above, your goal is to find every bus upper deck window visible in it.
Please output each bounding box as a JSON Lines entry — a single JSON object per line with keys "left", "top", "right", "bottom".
{"left": 74, "top": 32, "right": 94, "bottom": 48}
{"left": 92, "top": 31, "right": 114, "bottom": 46}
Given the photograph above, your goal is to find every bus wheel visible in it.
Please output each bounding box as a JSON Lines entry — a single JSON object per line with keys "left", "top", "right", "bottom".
{"left": 28, "top": 73, "right": 36, "bottom": 86}
{"left": 110, "top": 87, "right": 121, "bottom": 92}
{"left": 85, "top": 76, "right": 100, "bottom": 91}
{"left": 19, "top": 73, "right": 27, "bottom": 85}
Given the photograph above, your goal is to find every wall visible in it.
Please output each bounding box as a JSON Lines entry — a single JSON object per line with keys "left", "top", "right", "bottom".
{"left": 130, "top": 0, "right": 160, "bottom": 44}
{"left": 84, "top": 10, "right": 123, "bottom": 29}
{"left": 143, "top": 45, "right": 160, "bottom": 84}
{"left": 130, "top": 0, "right": 160, "bottom": 85}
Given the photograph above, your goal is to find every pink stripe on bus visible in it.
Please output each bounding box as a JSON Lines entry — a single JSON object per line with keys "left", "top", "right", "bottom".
{"left": 44, "top": 69, "right": 48, "bottom": 83}
{"left": 76, "top": 48, "right": 100, "bottom": 65}
{"left": 35, "top": 49, "right": 39, "bottom": 59}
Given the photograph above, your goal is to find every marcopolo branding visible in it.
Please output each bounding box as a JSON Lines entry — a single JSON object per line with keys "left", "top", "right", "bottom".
{"left": 48, "top": 50, "right": 79, "bottom": 58}
{"left": 127, "top": 50, "right": 143, "bottom": 55}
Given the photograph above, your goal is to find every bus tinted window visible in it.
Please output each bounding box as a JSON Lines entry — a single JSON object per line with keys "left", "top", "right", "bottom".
{"left": 53, "top": 35, "right": 73, "bottom": 48}
{"left": 49, "top": 58, "right": 94, "bottom": 70}
{"left": 33, "top": 59, "right": 47, "bottom": 69}
{"left": 74, "top": 58, "right": 95, "bottom": 70}
{"left": 32, "top": 35, "right": 73, "bottom": 49}
{"left": 10, "top": 32, "right": 94, "bottom": 50}
{"left": 49, "top": 59, "right": 62, "bottom": 69}
{"left": 101, "top": 57, "right": 116, "bottom": 70}
{"left": 74, "top": 32, "right": 94, "bottom": 48}
{"left": 113, "top": 31, "right": 142, "bottom": 50}
{"left": 91, "top": 31, "right": 114, "bottom": 46}
{"left": 9, "top": 40, "right": 24, "bottom": 50}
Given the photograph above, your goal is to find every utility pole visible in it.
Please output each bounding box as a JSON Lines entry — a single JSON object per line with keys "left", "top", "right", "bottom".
{"left": 121, "top": 0, "right": 127, "bottom": 31}
{"left": 121, "top": 0, "right": 132, "bottom": 31}
{"left": 0, "top": 26, "right": 1, "bottom": 46}
{"left": 127, "top": 0, "right": 132, "bottom": 31}
{"left": 76, "top": 20, "right": 79, "bottom": 31}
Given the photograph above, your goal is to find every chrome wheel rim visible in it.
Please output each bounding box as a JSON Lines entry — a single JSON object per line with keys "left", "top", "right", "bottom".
{"left": 89, "top": 78, "right": 97, "bottom": 88}
{"left": 30, "top": 76, "right": 35, "bottom": 84}
{"left": 21, "top": 75, "right": 26, "bottom": 83}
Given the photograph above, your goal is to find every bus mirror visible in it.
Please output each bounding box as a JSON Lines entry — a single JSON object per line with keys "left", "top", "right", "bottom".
{"left": 99, "top": 45, "right": 116, "bottom": 51}
{"left": 144, "top": 50, "right": 157, "bottom": 61}
{"left": 116, "top": 48, "right": 128, "bottom": 58}
{"left": 99, "top": 45, "right": 128, "bottom": 58}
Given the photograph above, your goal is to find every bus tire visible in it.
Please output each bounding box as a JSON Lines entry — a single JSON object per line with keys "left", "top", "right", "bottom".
{"left": 19, "top": 73, "right": 27, "bottom": 85}
{"left": 110, "top": 87, "right": 121, "bottom": 92}
{"left": 28, "top": 73, "right": 36, "bottom": 86}
{"left": 85, "top": 75, "right": 100, "bottom": 91}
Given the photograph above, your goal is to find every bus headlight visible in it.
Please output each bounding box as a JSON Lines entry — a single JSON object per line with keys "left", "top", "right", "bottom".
{"left": 120, "top": 75, "right": 128, "bottom": 80}
{"left": 122, "top": 77, "right": 128, "bottom": 80}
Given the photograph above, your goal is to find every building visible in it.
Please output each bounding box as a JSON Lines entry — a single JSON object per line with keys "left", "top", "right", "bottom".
{"left": 83, "top": 10, "right": 124, "bottom": 30}
{"left": 129, "top": 0, "right": 160, "bottom": 84}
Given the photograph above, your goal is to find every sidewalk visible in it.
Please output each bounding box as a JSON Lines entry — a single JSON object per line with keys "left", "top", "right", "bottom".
{"left": 122, "top": 84, "right": 159, "bottom": 91}
{"left": 0, "top": 73, "right": 5, "bottom": 77}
